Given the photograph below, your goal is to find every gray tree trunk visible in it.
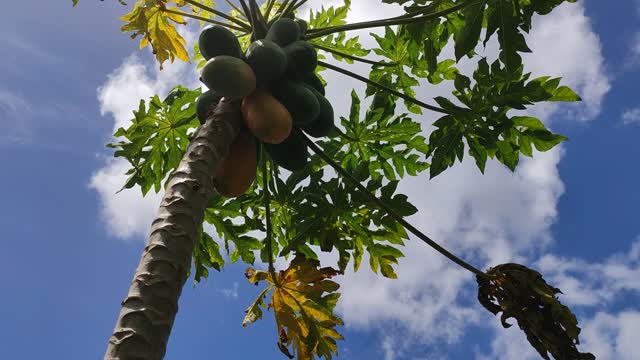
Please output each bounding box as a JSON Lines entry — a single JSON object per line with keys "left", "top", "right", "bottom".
{"left": 104, "top": 98, "right": 242, "bottom": 360}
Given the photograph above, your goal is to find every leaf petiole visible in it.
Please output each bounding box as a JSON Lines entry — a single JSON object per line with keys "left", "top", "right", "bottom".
{"left": 224, "top": 0, "right": 247, "bottom": 21}
{"left": 319, "top": 60, "right": 448, "bottom": 114}
{"left": 305, "top": 0, "right": 477, "bottom": 39}
{"left": 312, "top": 43, "right": 398, "bottom": 67}
{"left": 163, "top": 8, "right": 248, "bottom": 32}
{"left": 181, "top": 0, "right": 252, "bottom": 30}
{"left": 238, "top": 0, "right": 253, "bottom": 27}
{"left": 262, "top": 146, "right": 277, "bottom": 284}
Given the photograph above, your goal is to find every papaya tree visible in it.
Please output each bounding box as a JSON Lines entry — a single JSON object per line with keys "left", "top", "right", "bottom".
{"left": 78, "top": 0, "right": 595, "bottom": 359}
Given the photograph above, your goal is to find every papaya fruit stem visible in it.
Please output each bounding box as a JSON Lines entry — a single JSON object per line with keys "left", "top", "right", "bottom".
{"left": 182, "top": 0, "right": 252, "bottom": 31}
{"left": 300, "top": 129, "right": 491, "bottom": 280}
{"left": 319, "top": 60, "right": 449, "bottom": 115}
{"left": 312, "top": 43, "right": 398, "bottom": 67}
{"left": 163, "top": 8, "right": 249, "bottom": 32}
{"left": 262, "top": 147, "right": 278, "bottom": 283}
{"left": 305, "top": 0, "right": 478, "bottom": 39}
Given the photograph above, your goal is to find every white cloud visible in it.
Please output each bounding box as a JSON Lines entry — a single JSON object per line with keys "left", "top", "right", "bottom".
{"left": 478, "top": 237, "right": 640, "bottom": 359}
{"left": 622, "top": 107, "right": 640, "bottom": 125}
{"left": 535, "top": 238, "right": 640, "bottom": 307}
{"left": 89, "top": 158, "right": 163, "bottom": 239}
{"left": 475, "top": 319, "right": 542, "bottom": 360}
{"left": 382, "top": 336, "right": 395, "bottom": 360}
{"left": 521, "top": 3, "right": 610, "bottom": 121}
{"left": 91, "top": 28, "right": 200, "bottom": 240}
{"left": 96, "top": 53, "right": 200, "bottom": 132}
{"left": 478, "top": 310, "right": 640, "bottom": 360}
{"left": 581, "top": 311, "right": 640, "bottom": 360}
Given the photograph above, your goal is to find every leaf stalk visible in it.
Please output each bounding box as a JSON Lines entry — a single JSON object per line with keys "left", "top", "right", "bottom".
{"left": 319, "top": 60, "right": 448, "bottom": 114}
{"left": 312, "top": 43, "right": 398, "bottom": 67}
{"left": 163, "top": 8, "right": 248, "bottom": 32}
{"left": 181, "top": 0, "right": 252, "bottom": 30}
{"left": 224, "top": 0, "right": 247, "bottom": 20}
{"left": 262, "top": 148, "right": 277, "bottom": 283}
{"left": 305, "top": 1, "right": 475, "bottom": 39}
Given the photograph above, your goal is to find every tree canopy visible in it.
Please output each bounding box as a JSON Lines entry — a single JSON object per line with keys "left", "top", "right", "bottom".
{"left": 87, "top": 0, "right": 593, "bottom": 359}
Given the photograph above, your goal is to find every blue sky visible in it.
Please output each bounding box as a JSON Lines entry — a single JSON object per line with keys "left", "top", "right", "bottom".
{"left": 1, "top": 1, "right": 639, "bottom": 359}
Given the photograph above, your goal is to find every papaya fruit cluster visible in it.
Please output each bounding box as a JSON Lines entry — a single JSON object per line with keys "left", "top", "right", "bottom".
{"left": 195, "top": 18, "right": 334, "bottom": 198}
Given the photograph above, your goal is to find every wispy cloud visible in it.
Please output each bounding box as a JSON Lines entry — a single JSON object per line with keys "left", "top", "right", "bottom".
{"left": 0, "top": 90, "right": 33, "bottom": 144}
{"left": 0, "top": 36, "right": 63, "bottom": 63}
{"left": 0, "top": 89, "right": 86, "bottom": 146}
{"left": 220, "top": 282, "right": 239, "bottom": 300}
{"left": 622, "top": 108, "right": 640, "bottom": 125}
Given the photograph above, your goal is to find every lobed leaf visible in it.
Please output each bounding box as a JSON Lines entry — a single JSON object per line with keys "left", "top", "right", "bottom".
{"left": 243, "top": 255, "right": 344, "bottom": 360}
{"left": 120, "top": 1, "right": 190, "bottom": 69}
{"left": 107, "top": 85, "right": 200, "bottom": 195}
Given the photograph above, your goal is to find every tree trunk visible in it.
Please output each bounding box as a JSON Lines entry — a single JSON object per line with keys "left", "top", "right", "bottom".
{"left": 104, "top": 98, "right": 242, "bottom": 360}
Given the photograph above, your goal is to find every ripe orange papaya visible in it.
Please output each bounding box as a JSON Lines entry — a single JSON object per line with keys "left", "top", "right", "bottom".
{"left": 214, "top": 130, "right": 257, "bottom": 198}
{"left": 241, "top": 90, "right": 293, "bottom": 144}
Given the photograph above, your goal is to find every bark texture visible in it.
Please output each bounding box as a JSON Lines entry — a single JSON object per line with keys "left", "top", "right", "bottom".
{"left": 105, "top": 99, "right": 242, "bottom": 360}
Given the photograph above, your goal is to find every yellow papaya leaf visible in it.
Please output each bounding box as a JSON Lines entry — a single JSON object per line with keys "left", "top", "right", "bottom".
{"left": 243, "top": 255, "right": 344, "bottom": 360}
{"left": 242, "top": 286, "right": 271, "bottom": 327}
{"left": 120, "top": 0, "right": 190, "bottom": 68}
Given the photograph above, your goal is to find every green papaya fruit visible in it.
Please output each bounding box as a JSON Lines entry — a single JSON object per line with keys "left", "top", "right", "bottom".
{"left": 245, "top": 39, "right": 288, "bottom": 86}
{"left": 199, "top": 25, "right": 243, "bottom": 60}
{"left": 196, "top": 90, "right": 222, "bottom": 125}
{"left": 270, "top": 80, "right": 320, "bottom": 126}
{"left": 265, "top": 130, "right": 308, "bottom": 172}
{"left": 283, "top": 40, "right": 318, "bottom": 77}
{"left": 299, "top": 85, "right": 334, "bottom": 138}
{"left": 300, "top": 72, "right": 325, "bottom": 96}
{"left": 294, "top": 18, "right": 308, "bottom": 38}
{"left": 265, "top": 18, "right": 300, "bottom": 47}
{"left": 200, "top": 55, "right": 256, "bottom": 99}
